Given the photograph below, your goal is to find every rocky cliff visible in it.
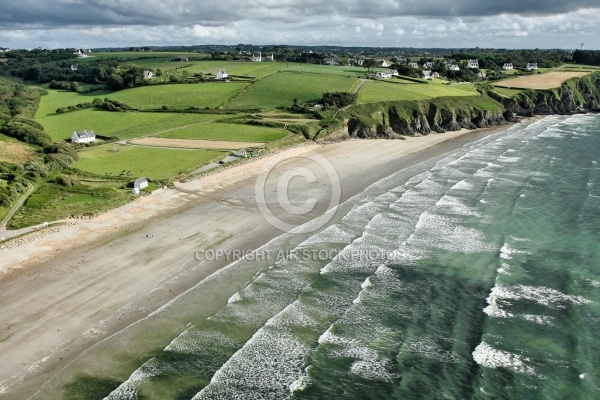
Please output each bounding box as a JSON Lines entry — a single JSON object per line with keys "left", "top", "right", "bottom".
{"left": 320, "top": 72, "right": 600, "bottom": 141}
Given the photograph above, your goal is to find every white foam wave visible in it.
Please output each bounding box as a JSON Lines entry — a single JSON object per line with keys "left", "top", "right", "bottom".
{"left": 472, "top": 342, "right": 537, "bottom": 376}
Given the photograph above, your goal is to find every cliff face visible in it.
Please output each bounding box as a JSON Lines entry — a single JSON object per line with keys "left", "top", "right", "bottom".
{"left": 327, "top": 73, "right": 600, "bottom": 140}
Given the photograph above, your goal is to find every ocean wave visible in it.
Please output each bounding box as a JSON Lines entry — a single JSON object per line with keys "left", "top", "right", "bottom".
{"left": 472, "top": 342, "right": 538, "bottom": 376}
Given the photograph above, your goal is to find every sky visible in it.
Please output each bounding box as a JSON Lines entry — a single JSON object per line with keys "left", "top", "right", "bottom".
{"left": 1, "top": 0, "right": 599, "bottom": 50}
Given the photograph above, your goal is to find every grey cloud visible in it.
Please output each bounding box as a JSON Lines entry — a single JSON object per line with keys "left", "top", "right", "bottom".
{"left": 2, "top": 0, "right": 600, "bottom": 28}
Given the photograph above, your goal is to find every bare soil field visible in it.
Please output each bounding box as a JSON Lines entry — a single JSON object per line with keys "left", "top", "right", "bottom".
{"left": 494, "top": 71, "right": 591, "bottom": 89}
{"left": 129, "top": 137, "right": 266, "bottom": 149}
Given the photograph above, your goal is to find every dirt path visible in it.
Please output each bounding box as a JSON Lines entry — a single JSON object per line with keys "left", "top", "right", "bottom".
{"left": 129, "top": 137, "right": 265, "bottom": 150}
{"left": 0, "top": 183, "right": 34, "bottom": 230}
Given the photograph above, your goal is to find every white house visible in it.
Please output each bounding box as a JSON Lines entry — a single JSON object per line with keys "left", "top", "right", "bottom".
{"left": 408, "top": 62, "right": 419, "bottom": 69}
{"left": 250, "top": 53, "right": 262, "bottom": 62}
{"left": 423, "top": 62, "right": 434, "bottom": 69}
{"left": 422, "top": 70, "right": 433, "bottom": 79}
{"left": 467, "top": 59, "right": 479, "bottom": 69}
{"left": 477, "top": 71, "right": 487, "bottom": 78}
{"left": 70, "top": 64, "right": 78, "bottom": 71}
{"left": 448, "top": 65, "right": 460, "bottom": 71}
{"left": 325, "top": 57, "right": 337, "bottom": 65}
{"left": 216, "top": 69, "right": 228, "bottom": 80}
{"left": 265, "top": 53, "right": 275, "bottom": 61}
{"left": 71, "top": 130, "right": 96, "bottom": 144}
{"left": 527, "top": 63, "right": 538, "bottom": 70}
{"left": 134, "top": 177, "right": 148, "bottom": 190}
{"left": 374, "top": 71, "right": 392, "bottom": 79}
{"left": 378, "top": 59, "right": 389, "bottom": 67}
{"left": 143, "top": 70, "right": 154, "bottom": 79}
{"left": 502, "top": 63, "right": 514, "bottom": 70}
{"left": 390, "top": 69, "right": 399, "bottom": 76}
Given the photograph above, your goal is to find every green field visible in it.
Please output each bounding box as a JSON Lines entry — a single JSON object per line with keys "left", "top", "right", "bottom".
{"left": 357, "top": 79, "right": 479, "bottom": 103}
{"left": 225, "top": 70, "right": 358, "bottom": 109}
{"left": 35, "top": 88, "right": 113, "bottom": 117}
{"left": 289, "top": 64, "right": 366, "bottom": 77}
{"left": 106, "top": 82, "right": 248, "bottom": 110}
{"left": 176, "top": 61, "right": 289, "bottom": 78}
{"left": 158, "top": 123, "right": 288, "bottom": 142}
{"left": 75, "top": 145, "right": 223, "bottom": 179}
{"left": 38, "top": 110, "right": 225, "bottom": 141}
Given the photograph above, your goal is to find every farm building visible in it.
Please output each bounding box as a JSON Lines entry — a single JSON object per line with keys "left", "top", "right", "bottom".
{"left": 502, "top": 63, "right": 514, "bottom": 70}
{"left": 71, "top": 130, "right": 96, "bottom": 144}
{"left": 527, "top": 63, "right": 538, "bottom": 70}
{"left": 134, "top": 178, "right": 148, "bottom": 190}
{"left": 216, "top": 69, "right": 228, "bottom": 80}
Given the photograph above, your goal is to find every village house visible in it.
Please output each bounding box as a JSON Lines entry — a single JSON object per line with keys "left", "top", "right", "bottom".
{"left": 325, "top": 57, "right": 337, "bottom": 65}
{"left": 70, "top": 64, "right": 78, "bottom": 71}
{"left": 373, "top": 71, "right": 392, "bottom": 79}
{"left": 423, "top": 62, "right": 434, "bottom": 69}
{"left": 216, "top": 69, "right": 228, "bottom": 80}
{"left": 448, "top": 65, "right": 460, "bottom": 71}
{"left": 172, "top": 56, "right": 189, "bottom": 62}
{"left": 143, "top": 70, "right": 154, "bottom": 79}
{"left": 527, "top": 63, "right": 538, "bottom": 71}
{"left": 250, "top": 53, "right": 262, "bottom": 62}
{"left": 71, "top": 130, "right": 96, "bottom": 144}
{"left": 347, "top": 58, "right": 364, "bottom": 66}
{"left": 477, "top": 71, "right": 487, "bottom": 78}
{"left": 502, "top": 63, "right": 514, "bottom": 70}
{"left": 467, "top": 59, "right": 479, "bottom": 69}
{"left": 408, "top": 62, "right": 419, "bottom": 69}
{"left": 264, "top": 53, "right": 275, "bottom": 61}
{"left": 378, "top": 59, "right": 389, "bottom": 67}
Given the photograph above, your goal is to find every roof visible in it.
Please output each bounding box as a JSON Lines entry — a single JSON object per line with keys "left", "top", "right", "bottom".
{"left": 73, "top": 130, "right": 95, "bottom": 138}
{"left": 134, "top": 177, "right": 148, "bottom": 185}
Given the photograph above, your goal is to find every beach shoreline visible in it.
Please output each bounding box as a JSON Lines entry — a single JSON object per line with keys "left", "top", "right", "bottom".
{"left": 0, "top": 126, "right": 512, "bottom": 398}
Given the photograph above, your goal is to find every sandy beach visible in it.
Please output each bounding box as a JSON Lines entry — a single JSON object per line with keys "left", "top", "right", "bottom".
{"left": 0, "top": 127, "right": 506, "bottom": 398}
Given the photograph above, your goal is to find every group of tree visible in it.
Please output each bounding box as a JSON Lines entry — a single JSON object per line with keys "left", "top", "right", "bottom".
{"left": 572, "top": 50, "right": 600, "bottom": 66}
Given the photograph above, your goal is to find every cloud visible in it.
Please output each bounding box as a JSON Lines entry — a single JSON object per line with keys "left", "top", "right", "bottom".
{"left": 0, "top": 1, "right": 599, "bottom": 49}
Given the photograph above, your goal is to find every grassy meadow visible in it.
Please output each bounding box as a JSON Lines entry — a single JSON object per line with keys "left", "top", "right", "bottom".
{"left": 357, "top": 79, "right": 479, "bottom": 103}
{"left": 75, "top": 145, "right": 224, "bottom": 179}
{"left": 107, "top": 82, "right": 248, "bottom": 110}
{"left": 157, "top": 123, "right": 288, "bottom": 142}
{"left": 38, "top": 109, "right": 224, "bottom": 141}
{"left": 225, "top": 70, "right": 358, "bottom": 109}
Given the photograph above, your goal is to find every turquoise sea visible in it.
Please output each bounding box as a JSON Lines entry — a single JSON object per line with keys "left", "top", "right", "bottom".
{"left": 39, "top": 114, "right": 600, "bottom": 399}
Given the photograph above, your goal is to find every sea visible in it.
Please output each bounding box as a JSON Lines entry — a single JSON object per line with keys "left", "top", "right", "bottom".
{"left": 36, "top": 114, "right": 600, "bottom": 399}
